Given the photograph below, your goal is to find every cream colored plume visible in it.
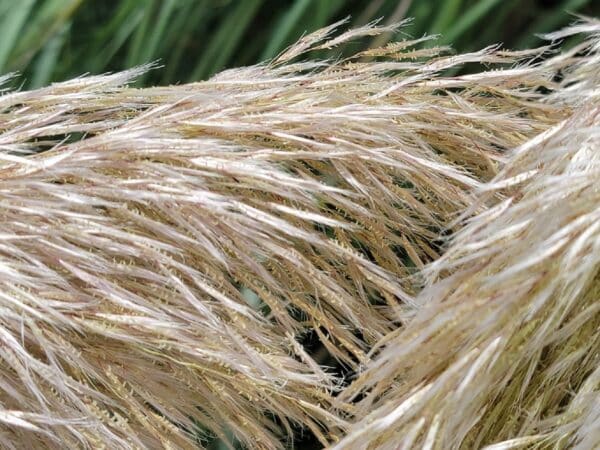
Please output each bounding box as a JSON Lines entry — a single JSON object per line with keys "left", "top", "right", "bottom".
{"left": 0, "top": 17, "right": 598, "bottom": 450}
{"left": 335, "top": 18, "right": 600, "bottom": 450}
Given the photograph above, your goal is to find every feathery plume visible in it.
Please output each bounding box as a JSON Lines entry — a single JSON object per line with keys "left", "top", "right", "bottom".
{"left": 336, "top": 18, "right": 600, "bottom": 450}
{"left": 0, "top": 17, "right": 598, "bottom": 449}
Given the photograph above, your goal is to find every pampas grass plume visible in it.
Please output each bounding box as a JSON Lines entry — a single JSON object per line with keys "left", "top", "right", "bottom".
{"left": 0, "top": 16, "right": 598, "bottom": 450}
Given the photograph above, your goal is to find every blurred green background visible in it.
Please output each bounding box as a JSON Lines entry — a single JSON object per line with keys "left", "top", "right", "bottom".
{"left": 0, "top": 0, "right": 597, "bottom": 89}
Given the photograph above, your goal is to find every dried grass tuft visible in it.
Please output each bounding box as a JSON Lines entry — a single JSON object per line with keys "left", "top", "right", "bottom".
{"left": 0, "top": 17, "right": 598, "bottom": 450}
{"left": 336, "top": 18, "right": 600, "bottom": 450}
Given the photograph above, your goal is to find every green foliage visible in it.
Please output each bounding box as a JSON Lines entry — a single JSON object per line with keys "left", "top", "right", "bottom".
{"left": 0, "top": 0, "right": 596, "bottom": 88}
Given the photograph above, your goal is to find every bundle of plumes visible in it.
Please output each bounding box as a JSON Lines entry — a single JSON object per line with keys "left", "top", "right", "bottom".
{"left": 0, "top": 17, "right": 597, "bottom": 450}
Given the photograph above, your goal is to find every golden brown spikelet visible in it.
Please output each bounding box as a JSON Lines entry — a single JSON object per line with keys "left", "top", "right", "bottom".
{"left": 0, "top": 17, "right": 598, "bottom": 449}
{"left": 335, "top": 18, "right": 600, "bottom": 450}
